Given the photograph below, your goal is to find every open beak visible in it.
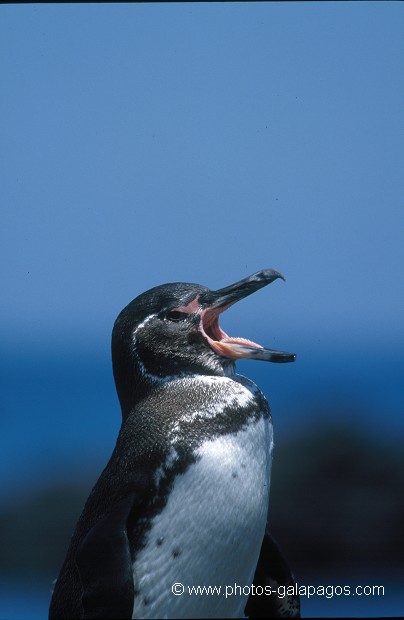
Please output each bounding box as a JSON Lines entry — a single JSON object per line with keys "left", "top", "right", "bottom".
{"left": 198, "top": 269, "right": 296, "bottom": 363}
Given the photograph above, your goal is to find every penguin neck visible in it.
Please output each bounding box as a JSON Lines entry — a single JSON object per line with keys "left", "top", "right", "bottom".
{"left": 113, "top": 354, "right": 237, "bottom": 420}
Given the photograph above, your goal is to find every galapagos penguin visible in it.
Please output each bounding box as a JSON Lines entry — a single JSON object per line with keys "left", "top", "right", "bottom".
{"left": 49, "top": 269, "right": 300, "bottom": 619}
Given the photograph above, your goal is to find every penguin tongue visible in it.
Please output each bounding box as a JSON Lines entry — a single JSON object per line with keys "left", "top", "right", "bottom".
{"left": 210, "top": 337, "right": 296, "bottom": 363}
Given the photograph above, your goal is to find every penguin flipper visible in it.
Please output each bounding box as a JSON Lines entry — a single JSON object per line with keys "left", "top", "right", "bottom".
{"left": 75, "top": 493, "right": 136, "bottom": 619}
{"left": 245, "top": 531, "right": 300, "bottom": 618}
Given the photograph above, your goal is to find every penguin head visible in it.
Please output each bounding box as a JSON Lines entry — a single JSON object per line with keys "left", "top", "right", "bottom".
{"left": 112, "top": 269, "right": 296, "bottom": 416}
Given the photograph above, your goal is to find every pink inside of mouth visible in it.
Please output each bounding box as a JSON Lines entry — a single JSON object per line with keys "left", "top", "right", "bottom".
{"left": 174, "top": 297, "right": 263, "bottom": 359}
{"left": 200, "top": 306, "right": 263, "bottom": 359}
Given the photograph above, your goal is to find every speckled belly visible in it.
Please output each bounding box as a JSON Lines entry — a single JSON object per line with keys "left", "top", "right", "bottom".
{"left": 131, "top": 415, "right": 273, "bottom": 619}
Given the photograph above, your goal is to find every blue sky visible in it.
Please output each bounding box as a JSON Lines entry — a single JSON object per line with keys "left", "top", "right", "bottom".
{"left": 1, "top": 2, "right": 403, "bottom": 352}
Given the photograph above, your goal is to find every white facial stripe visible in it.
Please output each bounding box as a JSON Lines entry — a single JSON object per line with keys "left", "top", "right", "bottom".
{"left": 131, "top": 312, "right": 227, "bottom": 381}
{"left": 132, "top": 314, "right": 181, "bottom": 384}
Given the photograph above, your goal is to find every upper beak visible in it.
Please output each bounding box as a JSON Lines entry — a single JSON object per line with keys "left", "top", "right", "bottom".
{"left": 200, "top": 269, "right": 286, "bottom": 309}
{"left": 199, "top": 269, "right": 296, "bottom": 364}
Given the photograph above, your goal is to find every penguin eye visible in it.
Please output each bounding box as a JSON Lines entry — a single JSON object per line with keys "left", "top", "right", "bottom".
{"left": 165, "top": 310, "right": 189, "bottom": 322}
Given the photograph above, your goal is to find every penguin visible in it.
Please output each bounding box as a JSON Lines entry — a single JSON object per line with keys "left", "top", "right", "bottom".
{"left": 49, "top": 269, "right": 300, "bottom": 619}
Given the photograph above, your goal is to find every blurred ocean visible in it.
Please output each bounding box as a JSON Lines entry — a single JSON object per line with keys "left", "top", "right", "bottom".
{"left": 1, "top": 340, "right": 403, "bottom": 495}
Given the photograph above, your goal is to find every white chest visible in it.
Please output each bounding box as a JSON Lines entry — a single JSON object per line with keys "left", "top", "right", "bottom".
{"left": 131, "top": 414, "right": 273, "bottom": 619}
